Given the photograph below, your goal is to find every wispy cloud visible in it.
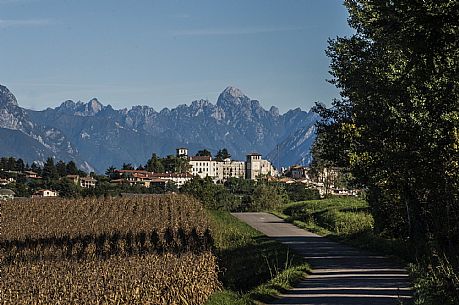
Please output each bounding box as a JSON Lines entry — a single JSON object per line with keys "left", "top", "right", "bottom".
{"left": 171, "top": 26, "right": 305, "bottom": 37}
{"left": 0, "top": 18, "right": 51, "bottom": 29}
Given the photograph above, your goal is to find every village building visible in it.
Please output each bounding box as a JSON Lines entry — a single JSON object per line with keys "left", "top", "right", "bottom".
{"left": 217, "top": 158, "right": 246, "bottom": 181}
{"left": 66, "top": 174, "right": 80, "bottom": 185}
{"left": 110, "top": 169, "right": 155, "bottom": 187}
{"left": 110, "top": 169, "right": 192, "bottom": 188}
{"left": 0, "top": 188, "right": 15, "bottom": 200}
{"left": 151, "top": 172, "right": 193, "bottom": 187}
{"left": 180, "top": 148, "right": 276, "bottom": 182}
{"left": 188, "top": 156, "right": 219, "bottom": 179}
{"left": 289, "top": 165, "right": 309, "bottom": 180}
{"left": 80, "top": 177, "right": 97, "bottom": 188}
{"left": 0, "top": 178, "right": 11, "bottom": 186}
{"left": 176, "top": 147, "right": 189, "bottom": 158}
{"left": 32, "top": 189, "right": 58, "bottom": 197}
{"left": 245, "top": 153, "right": 277, "bottom": 180}
{"left": 66, "top": 175, "right": 97, "bottom": 188}
{"left": 23, "top": 171, "right": 42, "bottom": 180}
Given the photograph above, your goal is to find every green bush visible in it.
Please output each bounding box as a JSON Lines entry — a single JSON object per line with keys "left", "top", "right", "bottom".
{"left": 316, "top": 209, "right": 374, "bottom": 235}
{"left": 410, "top": 256, "right": 459, "bottom": 305}
{"left": 285, "top": 184, "right": 320, "bottom": 202}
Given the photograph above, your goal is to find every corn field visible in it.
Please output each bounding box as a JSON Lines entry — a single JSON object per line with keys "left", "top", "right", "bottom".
{"left": 0, "top": 194, "right": 220, "bottom": 304}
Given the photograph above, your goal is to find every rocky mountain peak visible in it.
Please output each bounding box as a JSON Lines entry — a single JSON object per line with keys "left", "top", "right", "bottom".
{"left": 0, "top": 84, "right": 19, "bottom": 107}
{"left": 269, "top": 106, "right": 280, "bottom": 117}
{"left": 191, "top": 99, "right": 211, "bottom": 109}
{"left": 223, "top": 86, "right": 245, "bottom": 98}
{"left": 217, "top": 86, "right": 250, "bottom": 108}
{"left": 87, "top": 98, "right": 103, "bottom": 113}
{"left": 69, "top": 98, "right": 104, "bottom": 116}
{"left": 60, "top": 100, "right": 76, "bottom": 109}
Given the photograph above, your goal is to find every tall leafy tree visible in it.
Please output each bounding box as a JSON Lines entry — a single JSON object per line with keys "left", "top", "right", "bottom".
{"left": 7, "top": 157, "right": 16, "bottom": 171}
{"left": 314, "top": 0, "right": 458, "bottom": 259}
{"left": 42, "top": 157, "right": 58, "bottom": 181}
{"left": 56, "top": 160, "right": 67, "bottom": 177}
{"left": 196, "top": 149, "right": 212, "bottom": 157}
{"left": 30, "top": 162, "right": 42, "bottom": 176}
{"left": 15, "top": 158, "right": 25, "bottom": 172}
{"left": 122, "top": 163, "right": 134, "bottom": 170}
{"left": 105, "top": 165, "right": 116, "bottom": 177}
{"left": 215, "top": 148, "right": 231, "bottom": 161}
{"left": 145, "top": 153, "right": 165, "bottom": 173}
{"left": 66, "top": 161, "right": 79, "bottom": 175}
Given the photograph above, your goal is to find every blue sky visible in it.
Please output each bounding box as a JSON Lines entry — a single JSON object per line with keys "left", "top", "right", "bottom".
{"left": 0, "top": 0, "right": 353, "bottom": 112}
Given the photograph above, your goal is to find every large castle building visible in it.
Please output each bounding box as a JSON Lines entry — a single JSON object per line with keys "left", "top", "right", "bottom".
{"left": 178, "top": 148, "right": 276, "bottom": 182}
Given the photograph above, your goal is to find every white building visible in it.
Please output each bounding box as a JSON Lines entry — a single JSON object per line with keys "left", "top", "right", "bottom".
{"left": 32, "top": 189, "right": 58, "bottom": 197}
{"left": 189, "top": 156, "right": 219, "bottom": 179}
{"left": 246, "top": 153, "right": 277, "bottom": 180}
{"left": 217, "top": 158, "right": 245, "bottom": 181}
{"left": 0, "top": 188, "right": 15, "bottom": 200}
{"left": 152, "top": 172, "right": 193, "bottom": 187}
{"left": 181, "top": 148, "right": 276, "bottom": 182}
{"left": 176, "top": 147, "right": 188, "bottom": 158}
{"left": 80, "top": 177, "right": 97, "bottom": 188}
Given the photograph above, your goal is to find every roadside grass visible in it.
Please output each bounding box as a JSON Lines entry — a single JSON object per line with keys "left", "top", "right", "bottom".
{"left": 273, "top": 197, "right": 411, "bottom": 261}
{"left": 205, "top": 210, "right": 310, "bottom": 305}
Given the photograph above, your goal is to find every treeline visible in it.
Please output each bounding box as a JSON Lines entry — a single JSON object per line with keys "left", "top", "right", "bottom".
{"left": 313, "top": 1, "right": 459, "bottom": 304}
{"left": 108, "top": 148, "right": 232, "bottom": 174}
{"left": 111, "top": 153, "right": 190, "bottom": 174}
{"left": 0, "top": 156, "right": 86, "bottom": 178}
{"left": 0, "top": 156, "right": 96, "bottom": 198}
{"left": 180, "top": 176, "right": 320, "bottom": 212}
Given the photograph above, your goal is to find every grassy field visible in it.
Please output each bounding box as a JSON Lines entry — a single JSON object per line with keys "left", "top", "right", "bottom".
{"left": 273, "top": 196, "right": 411, "bottom": 261}
{"left": 205, "top": 210, "right": 310, "bottom": 305}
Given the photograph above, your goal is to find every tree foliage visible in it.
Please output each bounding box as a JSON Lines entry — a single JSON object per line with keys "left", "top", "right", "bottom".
{"left": 215, "top": 148, "right": 231, "bottom": 161}
{"left": 313, "top": 2, "right": 458, "bottom": 299}
{"left": 196, "top": 149, "right": 212, "bottom": 157}
{"left": 315, "top": 0, "right": 458, "bottom": 250}
{"left": 145, "top": 153, "right": 165, "bottom": 173}
{"left": 42, "top": 157, "right": 58, "bottom": 181}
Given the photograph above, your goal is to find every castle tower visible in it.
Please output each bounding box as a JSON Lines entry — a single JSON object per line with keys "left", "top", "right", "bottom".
{"left": 245, "top": 152, "right": 262, "bottom": 180}
{"left": 176, "top": 147, "right": 188, "bottom": 158}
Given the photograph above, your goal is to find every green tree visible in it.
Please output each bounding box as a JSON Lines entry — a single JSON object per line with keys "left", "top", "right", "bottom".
{"left": 56, "top": 160, "right": 67, "bottom": 177}
{"left": 122, "top": 163, "right": 134, "bottom": 170}
{"left": 7, "top": 157, "right": 16, "bottom": 171}
{"left": 313, "top": 0, "right": 459, "bottom": 292}
{"left": 0, "top": 157, "right": 7, "bottom": 170}
{"left": 145, "top": 153, "right": 165, "bottom": 173}
{"left": 215, "top": 148, "right": 231, "bottom": 161}
{"left": 224, "top": 177, "right": 255, "bottom": 195}
{"left": 42, "top": 157, "right": 58, "bottom": 181}
{"left": 285, "top": 183, "right": 320, "bottom": 202}
{"left": 250, "top": 184, "right": 288, "bottom": 211}
{"left": 53, "top": 179, "right": 81, "bottom": 198}
{"left": 196, "top": 149, "right": 212, "bottom": 157}
{"left": 105, "top": 165, "right": 116, "bottom": 177}
{"left": 30, "top": 163, "right": 42, "bottom": 176}
{"left": 161, "top": 155, "right": 190, "bottom": 173}
{"left": 15, "top": 158, "right": 25, "bottom": 172}
{"left": 66, "top": 161, "right": 79, "bottom": 175}
{"left": 181, "top": 177, "right": 220, "bottom": 208}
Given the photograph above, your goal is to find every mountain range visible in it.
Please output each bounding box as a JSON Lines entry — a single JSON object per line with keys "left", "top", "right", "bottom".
{"left": 0, "top": 84, "right": 318, "bottom": 173}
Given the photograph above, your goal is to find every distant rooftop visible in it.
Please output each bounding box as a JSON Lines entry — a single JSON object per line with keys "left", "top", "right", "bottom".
{"left": 0, "top": 188, "right": 15, "bottom": 196}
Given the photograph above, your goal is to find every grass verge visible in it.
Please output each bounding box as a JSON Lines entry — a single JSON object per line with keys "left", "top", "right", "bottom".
{"left": 205, "top": 210, "right": 310, "bottom": 305}
{"left": 273, "top": 197, "right": 411, "bottom": 262}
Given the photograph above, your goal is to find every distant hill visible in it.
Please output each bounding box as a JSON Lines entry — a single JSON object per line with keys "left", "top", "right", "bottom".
{"left": 1, "top": 84, "right": 318, "bottom": 172}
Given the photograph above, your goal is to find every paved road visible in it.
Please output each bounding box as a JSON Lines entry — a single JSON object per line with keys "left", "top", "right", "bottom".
{"left": 232, "top": 212, "right": 413, "bottom": 305}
